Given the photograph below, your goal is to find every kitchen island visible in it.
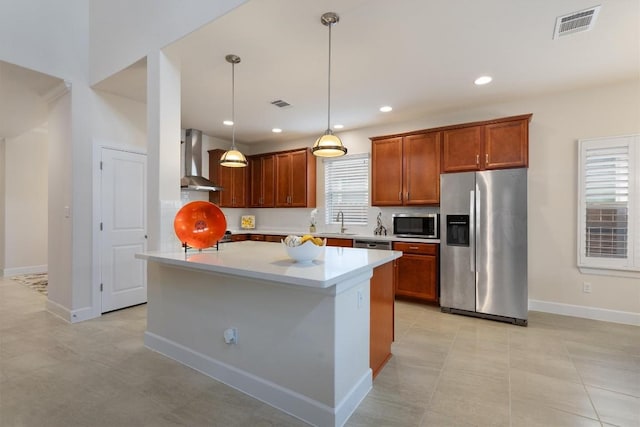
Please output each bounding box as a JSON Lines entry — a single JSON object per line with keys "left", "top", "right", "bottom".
{"left": 136, "top": 241, "right": 401, "bottom": 427}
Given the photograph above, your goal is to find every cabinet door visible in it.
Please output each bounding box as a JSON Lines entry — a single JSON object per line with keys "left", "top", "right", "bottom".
{"left": 208, "top": 149, "right": 223, "bottom": 205}
{"left": 261, "top": 155, "right": 275, "bottom": 207}
{"left": 249, "top": 156, "right": 263, "bottom": 207}
{"left": 395, "top": 253, "right": 438, "bottom": 302}
{"left": 289, "top": 150, "right": 308, "bottom": 207}
{"left": 218, "top": 160, "right": 235, "bottom": 207}
{"left": 275, "top": 153, "right": 292, "bottom": 207}
{"left": 404, "top": 132, "right": 440, "bottom": 205}
{"left": 231, "top": 166, "right": 247, "bottom": 207}
{"left": 370, "top": 261, "right": 395, "bottom": 378}
{"left": 442, "top": 126, "right": 482, "bottom": 173}
{"left": 371, "top": 137, "right": 403, "bottom": 206}
{"left": 249, "top": 155, "right": 275, "bottom": 207}
{"left": 484, "top": 119, "right": 528, "bottom": 169}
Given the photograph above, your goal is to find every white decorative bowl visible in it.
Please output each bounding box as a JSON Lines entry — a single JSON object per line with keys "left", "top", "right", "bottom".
{"left": 282, "top": 239, "right": 326, "bottom": 264}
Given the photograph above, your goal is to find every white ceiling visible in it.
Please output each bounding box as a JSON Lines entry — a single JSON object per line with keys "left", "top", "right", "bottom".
{"left": 4, "top": 0, "right": 639, "bottom": 144}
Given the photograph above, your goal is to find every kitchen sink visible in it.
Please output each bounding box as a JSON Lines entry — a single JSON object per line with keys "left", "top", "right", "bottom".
{"left": 319, "top": 233, "right": 357, "bottom": 237}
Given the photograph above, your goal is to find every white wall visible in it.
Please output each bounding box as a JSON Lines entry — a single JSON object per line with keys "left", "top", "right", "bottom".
{"left": 3, "top": 127, "right": 48, "bottom": 275}
{"left": 92, "top": 91, "right": 147, "bottom": 149}
{"left": 47, "top": 91, "right": 73, "bottom": 311}
{"left": 89, "top": 0, "right": 248, "bottom": 85}
{"left": 247, "top": 79, "right": 640, "bottom": 318}
{"left": 0, "top": 138, "right": 5, "bottom": 274}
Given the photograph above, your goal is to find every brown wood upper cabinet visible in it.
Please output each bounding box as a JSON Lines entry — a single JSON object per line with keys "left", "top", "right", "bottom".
{"left": 208, "top": 149, "right": 247, "bottom": 208}
{"left": 371, "top": 132, "right": 441, "bottom": 206}
{"left": 275, "top": 149, "right": 316, "bottom": 208}
{"left": 442, "top": 115, "right": 531, "bottom": 173}
{"left": 248, "top": 154, "right": 275, "bottom": 207}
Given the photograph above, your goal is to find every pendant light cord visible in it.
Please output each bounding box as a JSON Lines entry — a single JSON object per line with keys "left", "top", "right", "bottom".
{"left": 231, "top": 60, "right": 236, "bottom": 149}
{"left": 327, "top": 21, "right": 332, "bottom": 133}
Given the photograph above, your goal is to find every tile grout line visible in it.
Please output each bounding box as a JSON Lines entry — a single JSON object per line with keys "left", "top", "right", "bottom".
{"left": 507, "top": 328, "right": 513, "bottom": 427}
{"left": 417, "top": 318, "right": 460, "bottom": 426}
{"left": 560, "top": 330, "right": 604, "bottom": 425}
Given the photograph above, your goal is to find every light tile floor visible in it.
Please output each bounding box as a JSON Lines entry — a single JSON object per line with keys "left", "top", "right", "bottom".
{"left": 1, "top": 276, "right": 638, "bottom": 426}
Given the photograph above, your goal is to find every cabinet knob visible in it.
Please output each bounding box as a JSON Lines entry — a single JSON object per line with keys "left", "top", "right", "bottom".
{"left": 398, "top": 192, "right": 402, "bottom": 201}
{"left": 476, "top": 154, "right": 479, "bottom": 165}
{"left": 486, "top": 153, "right": 489, "bottom": 163}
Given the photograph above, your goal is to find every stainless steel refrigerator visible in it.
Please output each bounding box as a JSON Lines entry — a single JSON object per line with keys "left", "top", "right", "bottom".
{"left": 440, "top": 168, "right": 528, "bottom": 325}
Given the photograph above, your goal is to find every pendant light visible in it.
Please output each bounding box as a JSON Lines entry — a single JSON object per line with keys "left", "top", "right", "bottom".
{"left": 220, "top": 54, "right": 248, "bottom": 167}
{"left": 312, "top": 12, "right": 347, "bottom": 158}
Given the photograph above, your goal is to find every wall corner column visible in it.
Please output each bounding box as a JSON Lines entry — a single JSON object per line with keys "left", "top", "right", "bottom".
{"left": 147, "top": 50, "right": 182, "bottom": 251}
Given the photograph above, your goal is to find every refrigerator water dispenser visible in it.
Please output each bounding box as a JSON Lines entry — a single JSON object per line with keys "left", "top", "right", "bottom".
{"left": 446, "top": 215, "right": 469, "bottom": 246}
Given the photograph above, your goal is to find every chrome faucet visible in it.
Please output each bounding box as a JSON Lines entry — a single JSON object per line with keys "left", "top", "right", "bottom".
{"left": 336, "top": 210, "right": 346, "bottom": 234}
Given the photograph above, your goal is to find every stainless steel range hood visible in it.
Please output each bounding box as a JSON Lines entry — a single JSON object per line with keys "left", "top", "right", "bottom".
{"left": 181, "top": 129, "right": 223, "bottom": 192}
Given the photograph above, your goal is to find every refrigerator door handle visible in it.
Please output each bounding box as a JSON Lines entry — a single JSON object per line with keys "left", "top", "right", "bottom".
{"left": 475, "top": 183, "right": 481, "bottom": 272}
{"left": 470, "top": 190, "right": 475, "bottom": 272}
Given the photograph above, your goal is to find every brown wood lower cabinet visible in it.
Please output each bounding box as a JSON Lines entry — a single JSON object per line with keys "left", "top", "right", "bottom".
{"left": 393, "top": 242, "right": 439, "bottom": 303}
{"left": 325, "top": 238, "right": 354, "bottom": 247}
{"left": 370, "top": 260, "right": 395, "bottom": 378}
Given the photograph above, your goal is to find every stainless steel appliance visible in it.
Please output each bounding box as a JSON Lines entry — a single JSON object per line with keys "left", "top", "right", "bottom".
{"left": 392, "top": 213, "right": 439, "bottom": 239}
{"left": 440, "top": 169, "right": 527, "bottom": 325}
{"left": 354, "top": 239, "right": 392, "bottom": 250}
{"left": 181, "top": 129, "right": 223, "bottom": 192}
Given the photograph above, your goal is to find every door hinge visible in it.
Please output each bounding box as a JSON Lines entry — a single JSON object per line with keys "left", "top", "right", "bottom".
{"left": 100, "top": 222, "right": 103, "bottom": 231}
{"left": 100, "top": 161, "right": 103, "bottom": 170}
{"left": 100, "top": 283, "right": 103, "bottom": 292}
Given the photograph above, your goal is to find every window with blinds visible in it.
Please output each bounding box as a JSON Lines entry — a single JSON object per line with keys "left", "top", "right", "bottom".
{"left": 578, "top": 135, "right": 638, "bottom": 272}
{"left": 324, "top": 154, "right": 369, "bottom": 226}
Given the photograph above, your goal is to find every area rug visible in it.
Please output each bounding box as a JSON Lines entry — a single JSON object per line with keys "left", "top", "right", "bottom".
{"left": 11, "top": 273, "right": 48, "bottom": 295}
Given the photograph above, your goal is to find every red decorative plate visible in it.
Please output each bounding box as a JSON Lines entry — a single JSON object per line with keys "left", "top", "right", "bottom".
{"left": 173, "top": 201, "right": 227, "bottom": 249}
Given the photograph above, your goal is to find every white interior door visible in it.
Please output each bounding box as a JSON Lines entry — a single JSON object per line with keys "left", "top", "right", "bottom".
{"left": 100, "top": 148, "right": 147, "bottom": 313}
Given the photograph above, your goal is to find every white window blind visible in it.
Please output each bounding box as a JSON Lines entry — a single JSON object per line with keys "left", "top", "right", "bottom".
{"left": 578, "top": 135, "right": 639, "bottom": 272}
{"left": 324, "top": 154, "right": 369, "bottom": 226}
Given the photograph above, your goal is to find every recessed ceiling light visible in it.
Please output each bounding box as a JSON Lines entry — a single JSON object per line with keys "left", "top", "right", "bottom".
{"left": 272, "top": 128, "right": 282, "bottom": 133}
{"left": 223, "top": 120, "right": 234, "bottom": 126}
{"left": 380, "top": 106, "right": 393, "bottom": 113}
{"left": 474, "top": 76, "right": 492, "bottom": 85}
{"left": 333, "top": 124, "right": 344, "bottom": 129}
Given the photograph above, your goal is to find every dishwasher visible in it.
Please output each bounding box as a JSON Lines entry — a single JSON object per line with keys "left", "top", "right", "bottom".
{"left": 354, "top": 239, "right": 392, "bottom": 250}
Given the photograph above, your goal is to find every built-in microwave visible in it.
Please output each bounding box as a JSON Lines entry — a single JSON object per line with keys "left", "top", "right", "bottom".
{"left": 392, "top": 213, "right": 439, "bottom": 239}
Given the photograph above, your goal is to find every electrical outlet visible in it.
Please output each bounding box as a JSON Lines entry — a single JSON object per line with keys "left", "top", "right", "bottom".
{"left": 224, "top": 328, "right": 238, "bottom": 344}
{"left": 583, "top": 282, "right": 592, "bottom": 293}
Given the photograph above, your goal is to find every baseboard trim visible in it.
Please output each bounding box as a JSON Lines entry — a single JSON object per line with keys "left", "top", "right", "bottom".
{"left": 528, "top": 299, "right": 639, "bottom": 326}
{"left": 2, "top": 265, "right": 48, "bottom": 277}
{"left": 46, "top": 300, "right": 97, "bottom": 323}
{"left": 46, "top": 299, "right": 71, "bottom": 322}
{"left": 144, "top": 331, "right": 371, "bottom": 427}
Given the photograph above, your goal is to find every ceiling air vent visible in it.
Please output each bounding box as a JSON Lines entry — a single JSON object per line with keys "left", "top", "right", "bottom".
{"left": 271, "top": 99, "right": 291, "bottom": 108}
{"left": 553, "top": 6, "right": 601, "bottom": 39}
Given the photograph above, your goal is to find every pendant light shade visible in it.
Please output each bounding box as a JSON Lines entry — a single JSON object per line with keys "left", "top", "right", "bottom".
{"left": 220, "top": 54, "right": 248, "bottom": 167}
{"left": 312, "top": 12, "right": 347, "bottom": 158}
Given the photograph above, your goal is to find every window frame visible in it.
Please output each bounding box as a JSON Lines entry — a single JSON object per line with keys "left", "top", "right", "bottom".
{"left": 577, "top": 134, "right": 639, "bottom": 274}
{"left": 323, "top": 153, "right": 370, "bottom": 227}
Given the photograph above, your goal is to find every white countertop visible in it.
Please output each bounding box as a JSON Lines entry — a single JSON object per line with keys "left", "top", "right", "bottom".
{"left": 136, "top": 241, "right": 402, "bottom": 289}
{"left": 230, "top": 229, "right": 440, "bottom": 244}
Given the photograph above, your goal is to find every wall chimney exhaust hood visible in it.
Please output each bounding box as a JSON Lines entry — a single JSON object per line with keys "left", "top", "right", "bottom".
{"left": 181, "top": 129, "right": 223, "bottom": 192}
